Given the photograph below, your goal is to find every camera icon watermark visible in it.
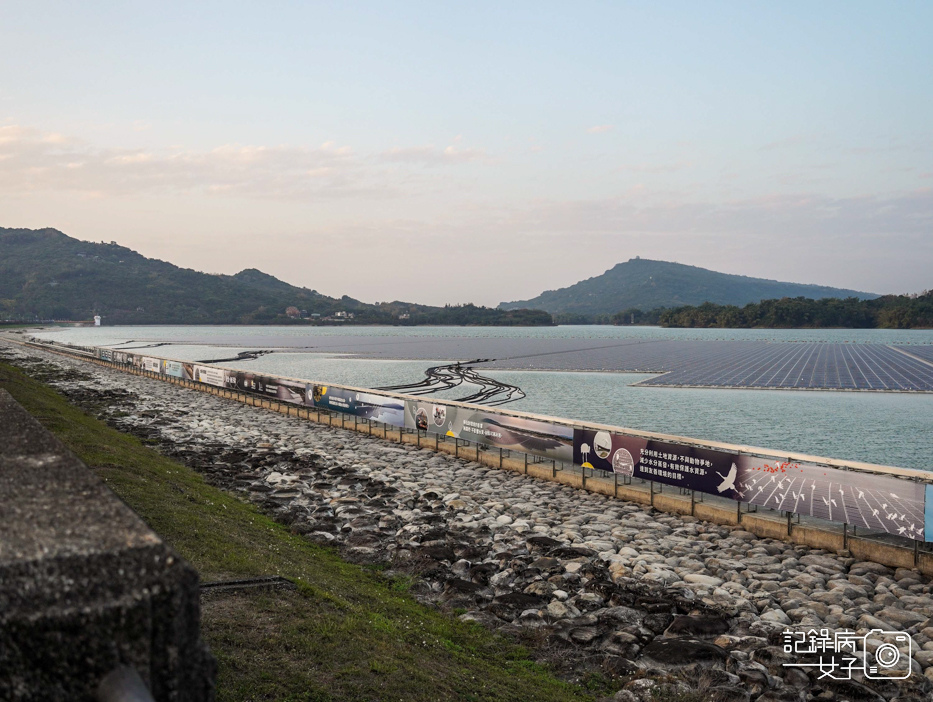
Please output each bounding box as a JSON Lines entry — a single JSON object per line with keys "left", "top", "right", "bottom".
{"left": 783, "top": 628, "right": 913, "bottom": 680}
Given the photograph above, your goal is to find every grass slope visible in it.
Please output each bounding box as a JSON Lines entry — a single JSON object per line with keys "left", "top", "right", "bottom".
{"left": 0, "top": 360, "right": 598, "bottom": 702}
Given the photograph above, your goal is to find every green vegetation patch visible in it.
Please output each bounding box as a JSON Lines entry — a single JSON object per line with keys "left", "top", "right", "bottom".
{"left": 0, "top": 359, "right": 594, "bottom": 702}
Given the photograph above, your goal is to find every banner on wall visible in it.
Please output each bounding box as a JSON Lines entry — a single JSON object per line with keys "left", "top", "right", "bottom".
{"left": 312, "top": 385, "right": 406, "bottom": 427}
{"left": 573, "top": 428, "right": 928, "bottom": 541}
{"left": 406, "top": 401, "right": 573, "bottom": 462}
{"left": 161, "top": 359, "right": 188, "bottom": 379}
{"left": 99, "top": 348, "right": 113, "bottom": 362}
{"left": 193, "top": 365, "right": 227, "bottom": 387}
{"left": 229, "top": 371, "right": 310, "bottom": 405}
{"left": 573, "top": 429, "right": 736, "bottom": 495}
{"left": 141, "top": 357, "right": 161, "bottom": 373}
{"left": 734, "top": 456, "right": 926, "bottom": 541}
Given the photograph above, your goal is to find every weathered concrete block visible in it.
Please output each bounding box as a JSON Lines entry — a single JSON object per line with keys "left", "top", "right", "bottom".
{"left": 0, "top": 389, "right": 214, "bottom": 701}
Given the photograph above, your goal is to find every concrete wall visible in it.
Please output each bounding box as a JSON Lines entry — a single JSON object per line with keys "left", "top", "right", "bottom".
{"left": 0, "top": 390, "right": 215, "bottom": 701}
{"left": 18, "top": 343, "right": 933, "bottom": 579}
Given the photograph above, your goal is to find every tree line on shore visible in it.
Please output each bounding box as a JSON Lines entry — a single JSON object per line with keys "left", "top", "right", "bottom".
{"left": 606, "top": 292, "right": 933, "bottom": 329}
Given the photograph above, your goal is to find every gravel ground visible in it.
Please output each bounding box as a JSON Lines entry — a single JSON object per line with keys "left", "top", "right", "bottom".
{"left": 4, "top": 339, "right": 933, "bottom": 702}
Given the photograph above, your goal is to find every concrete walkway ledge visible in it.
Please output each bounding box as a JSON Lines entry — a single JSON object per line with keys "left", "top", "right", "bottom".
{"left": 0, "top": 389, "right": 214, "bottom": 701}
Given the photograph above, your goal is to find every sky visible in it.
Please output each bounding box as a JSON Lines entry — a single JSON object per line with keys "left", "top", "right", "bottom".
{"left": 1, "top": 1, "right": 930, "bottom": 306}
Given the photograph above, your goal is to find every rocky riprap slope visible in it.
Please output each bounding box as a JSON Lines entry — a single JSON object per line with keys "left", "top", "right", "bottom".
{"left": 3, "top": 341, "right": 933, "bottom": 702}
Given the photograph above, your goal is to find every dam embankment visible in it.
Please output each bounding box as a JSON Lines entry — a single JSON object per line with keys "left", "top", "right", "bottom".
{"left": 4, "top": 339, "right": 933, "bottom": 701}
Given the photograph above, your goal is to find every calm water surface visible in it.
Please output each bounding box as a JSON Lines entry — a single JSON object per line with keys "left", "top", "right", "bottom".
{"left": 33, "top": 325, "right": 933, "bottom": 471}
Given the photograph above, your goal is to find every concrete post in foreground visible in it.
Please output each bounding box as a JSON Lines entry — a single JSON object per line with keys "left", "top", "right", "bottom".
{"left": 0, "top": 389, "right": 215, "bottom": 701}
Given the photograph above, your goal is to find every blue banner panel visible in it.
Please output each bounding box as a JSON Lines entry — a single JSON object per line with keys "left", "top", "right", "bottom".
{"left": 312, "top": 385, "right": 406, "bottom": 427}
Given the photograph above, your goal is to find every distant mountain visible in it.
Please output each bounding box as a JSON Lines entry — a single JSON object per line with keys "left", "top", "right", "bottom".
{"left": 0, "top": 227, "right": 551, "bottom": 326}
{"left": 499, "top": 258, "right": 878, "bottom": 316}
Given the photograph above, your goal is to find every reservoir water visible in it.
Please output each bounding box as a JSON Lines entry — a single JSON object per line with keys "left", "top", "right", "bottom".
{"left": 32, "top": 325, "right": 933, "bottom": 471}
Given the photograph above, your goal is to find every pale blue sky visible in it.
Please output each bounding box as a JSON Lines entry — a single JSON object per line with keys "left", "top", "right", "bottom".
{"left": 1, "top": 2, "right": 930, "bottom": 305}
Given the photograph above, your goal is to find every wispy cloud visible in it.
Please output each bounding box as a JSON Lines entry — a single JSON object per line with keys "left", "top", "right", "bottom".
{"left": 379, "top": 144, "right": 487, "bottom": 165}
{"left": 616, "top": 161, "right": 693, "bottom": 174}
{"left": 587, "top": 125, "right": 614, "bottom": 134}
{"left": 759, "top": 135, "right": 806, "bottom": 151}
{"left": 0, "top": 124, "right": 382, "bottom": 201}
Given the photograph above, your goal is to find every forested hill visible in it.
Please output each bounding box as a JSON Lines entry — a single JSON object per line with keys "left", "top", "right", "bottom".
{"left": 499, "top": 258, "right": 877, "bottom": 315}
{"left": 0, "top": 227, "right": 552, "bottom": 326}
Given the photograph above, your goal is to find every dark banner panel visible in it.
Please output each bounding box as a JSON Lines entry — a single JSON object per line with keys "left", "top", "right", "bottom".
{"left": 573, "top": 429, "right": 739, "bottom": 496}
{"left": 734, "top": 456, "right": 926, "bottom": 541}
{"left": 572, "top": 428, "right": 927, "bottom": 540}
{"left": 312, "top": 385, "right": 406, "bottom": 427}
{"left": 228, "top": 371, "right": 310, "bottom": 405}
{"left": 406, "top": 401, "right": 573, "bottom": 462}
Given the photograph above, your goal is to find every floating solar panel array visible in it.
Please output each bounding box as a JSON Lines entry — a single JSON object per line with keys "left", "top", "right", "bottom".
{"left": 896, "top": 345, "right": 933, "bottom": 365}
{"left": 171, "top": 333, "right": 933, "bottom": 392}
{"left": 637, "top": 343, "right": 933, "bottom": 391}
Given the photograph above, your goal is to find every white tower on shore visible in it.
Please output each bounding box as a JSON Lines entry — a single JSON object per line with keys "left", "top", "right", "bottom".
{"left": 94, "top": 315, "right": 101, "bottom": 327}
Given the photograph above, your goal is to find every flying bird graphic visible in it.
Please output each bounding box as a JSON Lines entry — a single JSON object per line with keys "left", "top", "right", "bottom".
{"left": 716, "top": 463, "right": 738, "bottom": 493}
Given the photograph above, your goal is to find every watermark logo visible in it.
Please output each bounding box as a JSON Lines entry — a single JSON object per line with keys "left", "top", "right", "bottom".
{"left": 783, "top": 628, "right": 913, "bottom": 680}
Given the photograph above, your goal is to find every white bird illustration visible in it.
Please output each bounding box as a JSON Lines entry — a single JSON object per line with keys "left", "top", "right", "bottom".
{"left": 715, "top": 463, "right": 738, "bottom": 493}
{"left": 898, "top": 526, "right": 907, "bottom": 535}
{"left": 871, "top": 508, "right": 880, "bottom": 518}
{"left": 822, "top": 497, "right": 837, "bottom": 508}
{"left": 857, "top": 490, "right": 865, "bottom": 500}
{"left": 881, "top": 503, "right": 887, "bottom": 510}
{"left": 890, "top": 493, "right": 900, "bottom": 499}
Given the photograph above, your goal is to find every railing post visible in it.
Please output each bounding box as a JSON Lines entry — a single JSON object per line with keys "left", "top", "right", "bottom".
{"left": 691, "top": 490, "right": 695, "bottom": 516}
{"left": 614, "top": 472, "right": 618, "bottom": 497}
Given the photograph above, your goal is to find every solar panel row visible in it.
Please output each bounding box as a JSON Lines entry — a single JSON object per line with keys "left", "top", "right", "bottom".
{"left": 638, "top": 344, "right": 933, "bottom": 391}
{"left": 263, "top": 335, "right": 933, "bottom": 392}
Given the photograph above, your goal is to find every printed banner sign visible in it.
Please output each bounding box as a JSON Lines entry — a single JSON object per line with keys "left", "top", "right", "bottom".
{"left": 193, "top": 365, "right": 227, "bottom": 387}
{"left": 573, "top": 429, "right": 927, "bottom": 541}
{"left": 573, "top": 429, "right": 736, "bottom": 495}
{"left": 141, "top": 357, "right": 161, "bottom": 373}
{"left": 735, "top": 456, "right": 926, "bottom": 541}
{"left": 407, "top": 401, "right": 573, "bottom": 462}
{"left": 229, "top": 371, "right": 310, "bottom": 405}
{"left": 312, "top": 385, "right": 406, "bottom": 427}
{"left": 99, "top": 348, "right": 113, "bottom": 362}
{"left": 161, "top": 360, "right": 187, "bottom": 378}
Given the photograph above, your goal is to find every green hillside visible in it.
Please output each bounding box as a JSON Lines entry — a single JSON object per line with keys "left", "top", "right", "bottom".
{"left": 499, "top": 258, "right": 877, "bottom": 316}
{"left": 0, "top": 227, "right": 551, "bottom": 326}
